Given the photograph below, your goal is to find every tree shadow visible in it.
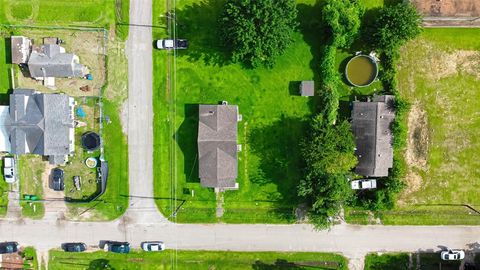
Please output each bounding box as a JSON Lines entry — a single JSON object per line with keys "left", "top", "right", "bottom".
{"left": 296, "top": 2, "right": 331, "bottom": 114}
{"left": 253, "top": 259, "right": 341, "bottom": 270}
{"left": 248, "top": 115, "right": 307, "bottom": 219}
{"left": 174, "top": 0, "right": 228, "bottom": 67}
{"left": 288, "top": 81, "right": 301, "bottom": 96}
{"left": 88, "top": 259, "right": 114, "bottom": 270}
{"left": 252, "top": 259, "right": 303, "bottom": 270}
{"left": 175, "top": 104, "right": 199, "bottom": 183}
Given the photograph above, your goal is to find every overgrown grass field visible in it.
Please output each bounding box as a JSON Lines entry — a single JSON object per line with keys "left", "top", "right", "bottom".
{"left": 49, "top": 250, "right": 348, "bottom": 270}
{"left": 382, "top": 28, "right": 480, "bottom": 224}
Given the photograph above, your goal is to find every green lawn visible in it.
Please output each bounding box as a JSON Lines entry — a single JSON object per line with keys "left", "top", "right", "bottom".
{"left": 18, "top": 155, "right": 45, "bottom": 219}
{"left": 153, "top": 0, "right": 385, "bottom": 223}
{"left": 49, "top": 250, "right": 348, "bottom": 270}
{"left": 0, "top": 0, "right": 115, "bottom": 27}
{"left": 364, "top": 253, "right": 409, "bottom": 270}
{"left": 22, "top": 247, "right": 39, "bottom": 270}
{"left": 63, "top": 98, "right": 101, "bottom": 201}
{"left": 153, "top": 0, "right": 322, "bottom": 223}
{"left": 376, "top": 28, "right": 480, "bottom": 225}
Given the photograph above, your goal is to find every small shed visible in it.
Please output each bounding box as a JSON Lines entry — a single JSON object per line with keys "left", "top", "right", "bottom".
{"left": 299, "top": 81, "right": 314, "bottom": 96}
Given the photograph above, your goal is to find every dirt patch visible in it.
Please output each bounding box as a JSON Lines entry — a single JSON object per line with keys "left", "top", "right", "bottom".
{"left": 425, "top": 50, "right": 480, "bottom": 81}
{"left": 400, "top": 171, "right": 423, "bottom": 202}
{"left": 412, "top": 0, "right": 480, "bottom": 17}
{"left": 120, "top": 100, "right": 128, "bottom": 135}
{"left": 1, "top": 252, "right": 24, "bottom": 269}
{"left": 406, "top": 103, "right": 429, "bottom": 170}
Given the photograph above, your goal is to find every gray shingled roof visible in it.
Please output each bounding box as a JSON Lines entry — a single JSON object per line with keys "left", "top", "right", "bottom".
{"left": 198, "top": 105, "right": 238, "bottom": 188}
{"left": 351, "top": 95, "right": 395, "bottom": 177}
{"left": 6, "top": 89, "right": 74, "bottom": 164}
{"left": 28, "top": 44, "right": 85, "bottom": 78}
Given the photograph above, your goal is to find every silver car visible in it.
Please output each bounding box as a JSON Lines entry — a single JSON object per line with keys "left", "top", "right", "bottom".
{"left": 141, "top": 241, "right": 165, "bottom": 252}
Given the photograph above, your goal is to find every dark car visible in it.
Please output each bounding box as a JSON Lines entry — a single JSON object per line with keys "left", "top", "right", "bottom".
{"left": 52, "top": 168, "right": 64, "bottom": 191}
{"left": 105, "top": 242, "right": 130, "bottom": 254}
{"left": 62, "top": 242, "right": 87, "bottom": 252}
{"left": 0, "top": 242, "right": 18, "bottom": 254}
{"left": 156, "top": 39, "right": 188, "bottom": 50}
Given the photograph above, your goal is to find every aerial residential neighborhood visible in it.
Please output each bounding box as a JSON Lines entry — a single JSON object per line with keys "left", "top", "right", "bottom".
{"left": 0, "top": 0, "right": 477, "bottom": 269}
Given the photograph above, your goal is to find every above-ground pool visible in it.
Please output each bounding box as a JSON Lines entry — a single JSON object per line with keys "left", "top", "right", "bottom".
{"left": 345, "top": 55, "right": 379, "bottom": 87}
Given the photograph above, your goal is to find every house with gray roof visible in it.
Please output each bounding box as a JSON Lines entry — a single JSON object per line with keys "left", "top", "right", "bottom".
{"left": 198, "top": 104, "right": 240, "bottom": 189}
{"left": 11, "top": 36, "right": 88, "bottom": 86}
{"left": 0, "top": 89, "right": 75, "bottom": 165}
{"left": 28, "top": 44, "right": 87, "bottom": 79}
{"left": 351, "top": 95, "right": 395, "bottom": 177}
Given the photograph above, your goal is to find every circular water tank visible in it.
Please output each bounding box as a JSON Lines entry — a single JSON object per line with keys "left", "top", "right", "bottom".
{"left": 345, "top": 55, "right": 379, "bottom": 87}
{"left": 81, "top": 132, "right": 100, "bottom": 151}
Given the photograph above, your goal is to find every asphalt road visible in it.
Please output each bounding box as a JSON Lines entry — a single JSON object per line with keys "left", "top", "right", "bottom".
{"left": 125, "top": 0, "right": 165, "bottom": 224}
{"left": 2, "top": 219, "right": 480, "bottom": 269}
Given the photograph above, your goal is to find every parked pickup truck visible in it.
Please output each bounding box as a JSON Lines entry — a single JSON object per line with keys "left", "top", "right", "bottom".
{"left": 351, "top": 179, "right": 376, "bottom": 190}
{"left": 3, "top": 157, "right": 16, "bottom": 183}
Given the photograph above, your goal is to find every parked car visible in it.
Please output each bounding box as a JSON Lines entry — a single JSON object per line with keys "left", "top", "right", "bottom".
{"left": 104, "top": 242, "right": 130, "bottom": 254}
{"left": 441, "top": 249, "right": 465, "bottom": 261}
{"left": 62, "top": 242, "right": 87, "bottom": 252}
{"left": 0, "top": 242, "right": 19, "bottom": 254}
{"left": 156, "top": 39, "right": 188, "bottom": 50}
{"left": 141, "top": 241, "right": 165, "bottom": 252}
{"left": 52, "top": 168, "right": 64, "bottom": 191}
{"left": 351, "top": 179, "right": 377, "bottom": 190}
{"left": 3, "top": 157, "right": 16, "bottom": 183}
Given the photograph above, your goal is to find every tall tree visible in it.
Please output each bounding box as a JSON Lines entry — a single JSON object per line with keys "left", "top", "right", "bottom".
{"left": 370, "top": 3, "right": 422, "bottom": 50}
{"left": 299, "top": 115, "right": 357, "bottom": 227}
{"left": 321, "top": 0, "right": 364, "bottom": 49}
{"left": 220, "top": 0, "right": 298, "bottom": 68}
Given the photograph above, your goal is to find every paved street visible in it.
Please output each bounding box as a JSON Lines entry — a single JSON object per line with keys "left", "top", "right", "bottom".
{"left": 1, "top": 218, "right": 480, "bottom": 269}
{"left": 125, "top": 0, "right": 166, "bottom": 224}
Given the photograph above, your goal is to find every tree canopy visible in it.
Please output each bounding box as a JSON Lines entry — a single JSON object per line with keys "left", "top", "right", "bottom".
{"left": 321, "top": 0, "right": 364, "bottom": 49}
{"left": 370, "top": 3, "right": 422, "bottom": 50}
{"left": 219, "top": 0, "right": 298, "bottom": 68}
{"left": 299, "top": 116, "right": 357, "bottom": 227}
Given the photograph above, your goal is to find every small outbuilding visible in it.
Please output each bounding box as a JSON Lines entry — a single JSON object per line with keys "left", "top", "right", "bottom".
{"left": 11, "top": 36, "right": 31, "bottom": 64}
{"left": 299, "top": 81, "right": 314, "bottom": 96}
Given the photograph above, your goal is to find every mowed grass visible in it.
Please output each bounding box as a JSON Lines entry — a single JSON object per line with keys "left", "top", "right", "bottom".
{"left": 384, "top": 28, "right": 480, "bottom": 224}
{"left": 49, "top": 250, "right": 348, "bottom": 270}
{"left": 18, "top": 155, "right": 45, "bottom": 219}
{"left": 0, "top": 0, "right": 115, "bottom": 26}
{"left": 153, "top": 0, "right": 322, "bottom": 223}
{"left": 153, "top": 0, "right": 388, "bottom": 223}
{"left": 364, "top": 253, "right": 410, "bottom": 270}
